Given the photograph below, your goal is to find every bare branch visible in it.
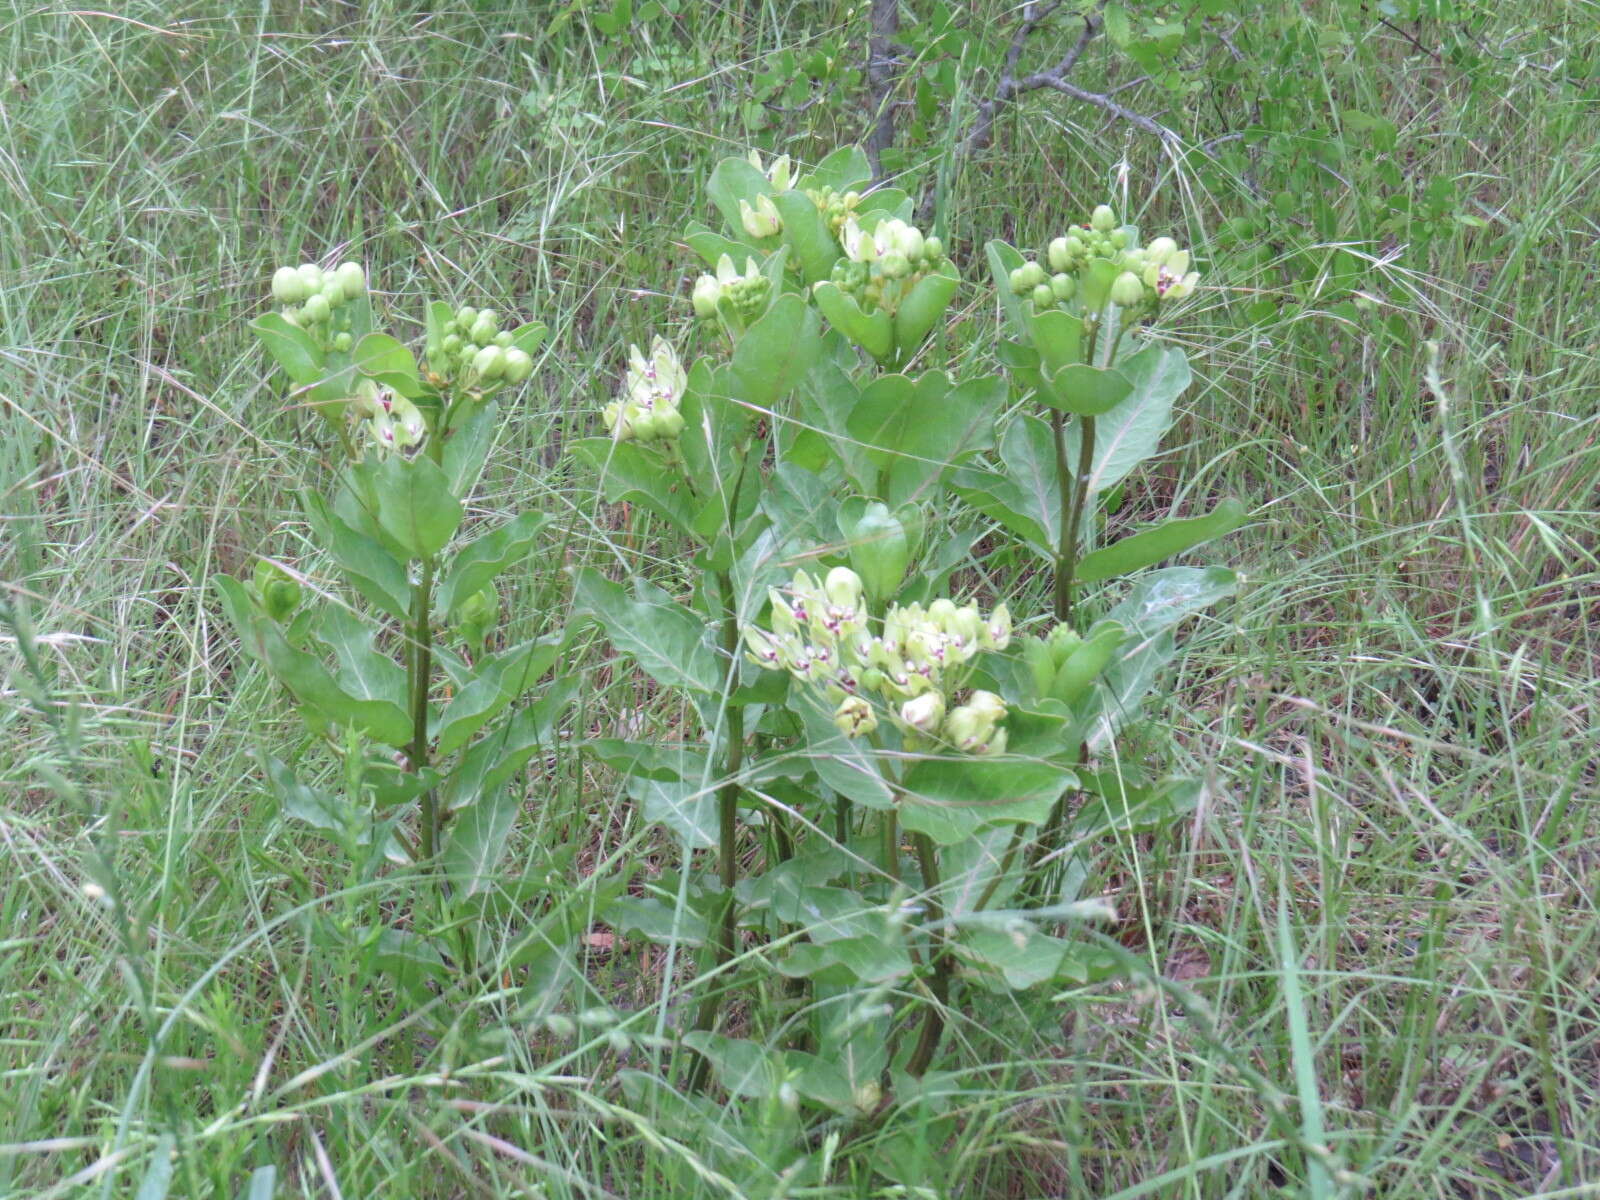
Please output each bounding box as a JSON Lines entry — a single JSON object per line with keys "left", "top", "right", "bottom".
{"left": 960, "top": 1, "right": 1229, "bottom": 162}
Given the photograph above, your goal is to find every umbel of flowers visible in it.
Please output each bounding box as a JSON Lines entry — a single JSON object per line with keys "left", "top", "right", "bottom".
{"left": 1008, "top": 203, "right": 1200, "bottom": 316}
{"left": 602, "top": 336, "right": 687, "bottom": 444}
{"left": 272, "top": 260, "right": 367, "bottom": 350}
{"left": 743, "top": 567, "right": 1012, "bottom": 755}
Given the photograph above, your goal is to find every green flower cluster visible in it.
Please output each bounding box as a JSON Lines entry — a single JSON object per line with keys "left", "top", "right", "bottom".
{"left": 426, "top": 305, "right": 534, "bottom": 389}
{"left": 743, "top": 567, "right": 1012, "bottom": 754}
{"left": 691, "top": 255, "right": 773, "bottom": 327}
{"left": 804, "top": 184, "right": 863, "bottom": 238}
{"left": 1009, "top": 204, "right": 1200, "bottom": 315}
{"left": 271, "top": 261, "right": 366, "bottom": 352}
{"left": 352, "top": 383, "right": 427, "bottom": 455}
{"left": 602, "top": 337, "right": 687, "bottom": 443}
{"left": 828, "top": 217, "right": 949, "bottom": 318}
{"left": 1020, "top": 618, "right": 1129, "bottom": 708}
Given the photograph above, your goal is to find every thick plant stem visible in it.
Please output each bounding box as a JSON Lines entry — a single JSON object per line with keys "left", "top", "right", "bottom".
{"left": 408, "top": 555, "right": 437, "bottom": 860}
{"left": 881, "top": 810, "right": 900, "bottom": 881}
{"left": 906, "top": 832, "right": 952, "bottom": 1078}
{"left": 689, "top": 572, "right": 747, "bottom": 1062}
{"left": 1054, "top": 414, "right": 1096, "bottom": 626}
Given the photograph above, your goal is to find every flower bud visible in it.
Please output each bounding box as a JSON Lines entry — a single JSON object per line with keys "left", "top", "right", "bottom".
{"left": 1090, "top": 204, "right": 1117, "bottom": 232}
{"left": 631, "top": 409, "right": 660, "bottom": 442}
{"left": 879, "top": 250, "right": 911, "bottom": 280}
{"left": 253, "top": 560, "right": 302, "bottom": 621}
{"left": 442, "top": 333, "right": 463, "bottom": 354}
{"left": 494, "top": 330, "right": 514, "bottom": 348}
{"left": 503, "top": 347, "right": 533, "bottom": 383}
{"left": 834, "top": 695, "right": 878, "bottom": 738}
{"left": 333, "top": 332, "right": 353, "bottom": 352}
{"left": 1109, "top": 271, "right": 1145, "bottom": 307}
{"left": 899, "top": 691, "right": 945, "bottom": 735}
{"left": 271, "top": 266, "right": 306, "bottom": 304}
{"left": 692, "top": 273, "right": 722, "bottom": 318}
{"left": 1167, "top": 249, "right": 1191, "bottom": 277}
{"left": 982, "top": 604, "right": 1012, "bottom": 650}
{"left": 470, "top": 317, "right": 497, "bottom": 347}
{"left": 825, "top": 566, "right": 864, "bottom": 611}
{"left": 967, "top": 689, "right": 1006, "bottom": 724}
{"left": 651, "top": 407, "right": 681, "bottom": 439}
{"left": 739, "top": 194, "right": 783, "bottom": 239}
{"left": 334, "top": 261, "right": 365, "bottom": 300}
{"left": 1047, "top": 623, "right": 1081, "bottom": 666}
{"left": 1008, "top": 266, "right": 1032, "bottom": 296}
{"left": 1047, "top": 237, "right": 1072, "bottom": 272}
{"left": 1109, "top": 229, "right": 1129, "bottom": 250}
{"left": 1031, "top": 282, "right": 1054, "bottom": 309}
{"left": 472, "top": 345, "right": 505, "bottom": 380}
{"left": 302, "top": 293, "right": 331, "bottom": 324}
{"left": 455, "top": 305, "right": 478, "bottom": 332}
{"left": 897, "top": 226, "right": 925, "bottom": 261}
{"left": 1050, "top": 272, "right": 1076, "bottom": 302}
{"left": 297, "top": 263, "right": 324, "bottom": 291}
{"left": 1145, "top": 236, "right": 1177, "bottom": 266}
{"left": 1019, "top": 261, "right": 1047, "bottom": 290}
{"left": 923, "top": 235, "right": 943, "bottom": 261}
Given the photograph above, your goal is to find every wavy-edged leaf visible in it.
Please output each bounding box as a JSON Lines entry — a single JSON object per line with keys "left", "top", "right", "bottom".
{"left": 436, "top": 511, "right": 550, "bottom": 620}
{"left": 374, "top": 454, "right": 462, "bottom": 560}
{"left": 571, "top": 568, "right": 723, "bottom": 698}
{"left": 1077, "top": 498, "right": 1246, "bottom": 584}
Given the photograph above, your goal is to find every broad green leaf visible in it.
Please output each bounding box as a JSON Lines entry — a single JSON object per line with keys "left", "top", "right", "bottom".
{"left": 433, "top": 633, "right": 564, "bottom": 757}
{"left": 570, "top": 568, "right": 724, "bottom": 698}
{"left": 314, "top": 607, "right": 408, "bottom": 710}
{"left": 787, "top": 1051, "right": 856, "bottom": 1113}
{"left": 374, "top": 454, "right": 462, "bottom": 560}
{"left": 436, "top": 511, "right": 550, "bottom": 620}
{"left": 796, "top": 701, "right": 894, "bottom": 810}
{"left": 571, "top": 437, "right": 697, "bottom": 535}
{"left": 838, "top": 497, "right": 913, "bottom": 605}
{"left": 1088, "top": 566, "right": 1238, "bottom": 749}
{"left": 797, "top": 145, "right": 870, "bottom": 193}
{"left": 683, "top": 222, "right": 752, "bottom": 268}
{"left": 1076, "top": 498, "right": 1246, "bottom": 583}
{"left": 949, "top": 413, "right": 1058, "bottom": 555}
{"left": 1026, "top": 308, "right": 1083, "bottom": 374}
{"left": 1042, "top": 363, "right": 1132, "bottom": 416}
{"left": 301, "top": 492, "right": 411, "bottom": 619}
{"left": 216, "top": 576, "right": 412, "bottom": 745}
{"left": 957, "top": 926, "right": 1118, "bottom": 990}
{"left": 443, "top": 398, "right": 498, "bottom": 495}
{"left": 706, "top": 155, "right": 773, "bottom": 235}
{"left": 845, "top": 372, "right": 919, "bottom": 468}
{"left": 683, "top": 1032, "right": 780, "bottom": 1099}
{"left": 732, "top": 292, "right": 821, "bottom": 411}
{"left": 442, "top": 784, "right": 522, "bottom": 894}
{"left": 1066, "top": 343, "right": 1191, "bottom": 496}
{"left": 509, "top": 321, "right": 547, "bottom": 359}
{"left": 984, "top": 239, "right": 1030, "bottom": 336}
{"left": 352, "top": 332, "right": 424, "bottom": 396}
{"left": 773, "top": 190, "right": 840, "bottom": 283}
{"left": 894, "top": 266, "right": 958, "bottom": 354}
{"left": 1047, "top": 619, "right": 1128, "bottom": 706}
{"left": 442, "top": 680, "right": 576, "bottom": 812}
{"left": 899, "top": 756, "right": 1075, "bottom": 844}
{"left": 629, "top": 775, "right": 717, "bottom": 847}
{"left": 250, "top": 312, "right": 324, "bottom": 386}
{"left": 812, "top": 281, "right": 894, "bottom": 361}
{"left": 610, "top": 895, "right": 711, "bottom": 948}
{"left": 1071, "top": 773, "right": 1202, "bottom": 838}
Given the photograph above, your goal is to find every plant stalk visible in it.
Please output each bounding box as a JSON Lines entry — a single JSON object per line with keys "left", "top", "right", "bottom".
{"left": 906, "top": 831, "right": 952, "bottom": 1077}
{"left": 408, "top": 554, "right": 437, "bottom": 860}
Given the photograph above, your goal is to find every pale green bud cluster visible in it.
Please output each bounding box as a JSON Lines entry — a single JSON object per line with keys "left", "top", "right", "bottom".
{"left": 271, "top": 261, "right": 366, "bottom": 352}
{"left": 1010, "top": 206, "right": 1200, "bottom": 315}
{"left": 691, "top": 254, "right": 773, "bottom": 326}
{"left": 742, "top": 568, "right": 1011, "bottom": 752}
{"left": 827, "top": 217, "right": 949, "bottom": 317}
{"left": 602, "top": 336, "right": 687, "bottom": 443}
{"left": 455, "top": 585, "right": 498, "bottom": 657}
{"left": 804, "top": 185, "right": 863, "bottom": 237}
{"left": 1019, "top": 618, "right": 1129, "bottom": 708}
{"left": 426, "top": 305, "right": 534, "bottom": 389}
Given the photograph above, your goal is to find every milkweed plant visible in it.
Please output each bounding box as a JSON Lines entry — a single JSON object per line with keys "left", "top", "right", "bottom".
{"left": 220, "top": 145, "right": 1243, "bottom": 1182}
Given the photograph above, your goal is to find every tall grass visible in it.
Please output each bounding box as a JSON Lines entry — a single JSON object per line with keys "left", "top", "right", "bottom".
{"left": 1, "top": 2, "right": 1595, "bottom": 1196}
